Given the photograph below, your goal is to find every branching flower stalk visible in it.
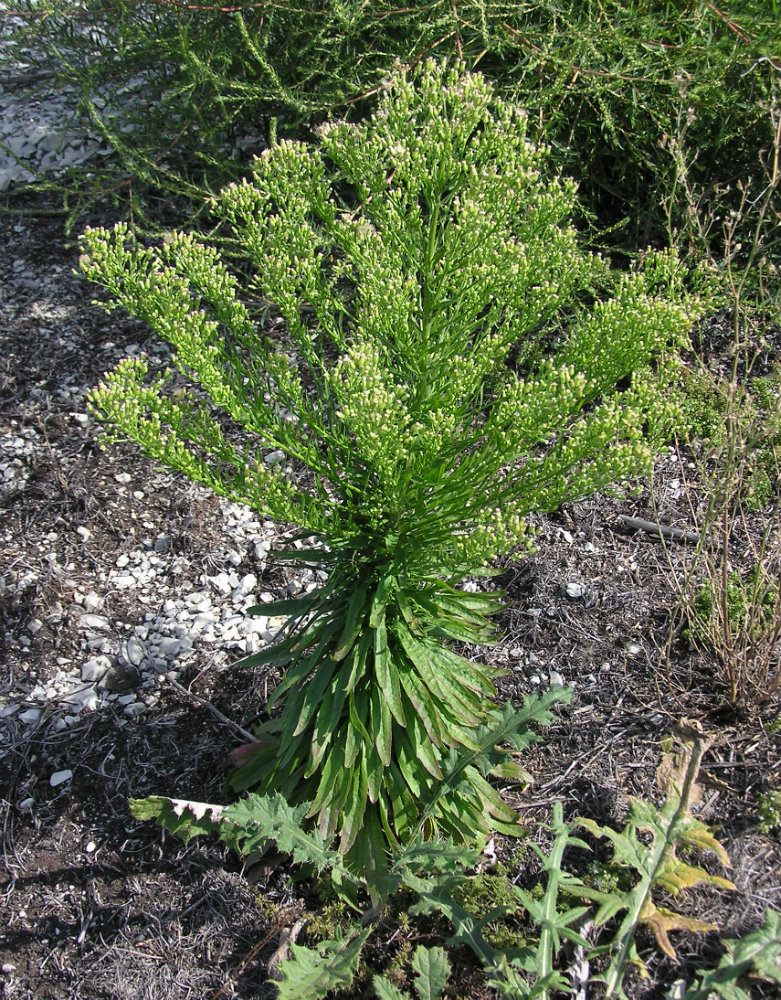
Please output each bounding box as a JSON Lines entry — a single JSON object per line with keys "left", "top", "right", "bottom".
{"left": 83, "top": 61, "right": 703, "bottom": 873}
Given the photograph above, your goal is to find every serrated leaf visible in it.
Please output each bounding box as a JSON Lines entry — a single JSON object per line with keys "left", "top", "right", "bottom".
{"left": 641, "top": 898, "right": 717, "bottom": 959}
{"left": 129, "top": 796, "right": 225, "bottom": 843}
{"left": 684, "top": 908, "right": 781, "bottom": 1000}
{"left": 223, "top": 792, "right": 343, "bottom": 874}
{"left": 410, "top": 884, "right": 504, "bottom": 968}
{"left": 412, "top": 944, "right": 451, "bottom": 1000}
{"left": 276, "top": 926, "right": 372, "bottom": 1000}
{"left": 373, "top": 975, "right": 408, "bottom": 1000}
{"left": 578, "top": 727, "right": 736, "bottom": 999}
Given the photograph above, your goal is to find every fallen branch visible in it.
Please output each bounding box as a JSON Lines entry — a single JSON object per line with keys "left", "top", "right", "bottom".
{"left": 617, "top": 515, "right": 713, "bottom": 547}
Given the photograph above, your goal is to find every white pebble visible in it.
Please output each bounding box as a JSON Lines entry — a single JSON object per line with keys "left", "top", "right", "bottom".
{"left": 67, "top": 687, "right": 99, "bottom": 713}
{"left": 50, "top": 769, "right": 73, "bottom": 787}
{"left": 565, "top": 582, "right": 584, "bottom": 599}
{"left": 81, "top": 656, "right": 111, "bottom": 683}
{"left": 237, "top": 573, "right": 257, "bottom": 596}
{"left": 122, "top": 637, "right": 145, "bottom": 666}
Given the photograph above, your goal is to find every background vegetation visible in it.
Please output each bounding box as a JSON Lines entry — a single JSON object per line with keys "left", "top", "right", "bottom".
{"left": 5, "top": 0, "right": 779, "bottom": 257}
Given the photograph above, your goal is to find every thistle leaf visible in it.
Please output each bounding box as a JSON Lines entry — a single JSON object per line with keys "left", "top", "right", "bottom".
{"left": 276, "top": 926, "right": 372, "bottom": 1000}
{"left": 129, "top": 796, "right": 225, "bottom": 843}
{"left": 640, "top": 899, "right": 717, "bottom": 960}
{"left": 223, "top": 792, "right": 344, "bottom": 875}
{"left": 683, "top": 908, "right": 781, "bottom": 1000}
{"left": 373, "top": 976, "right": 408, "bottom": 1000}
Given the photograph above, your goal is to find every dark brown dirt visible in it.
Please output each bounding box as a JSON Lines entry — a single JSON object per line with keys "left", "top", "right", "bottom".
{"left": 0, "top": 200, "right": 779, "bottom": 1000}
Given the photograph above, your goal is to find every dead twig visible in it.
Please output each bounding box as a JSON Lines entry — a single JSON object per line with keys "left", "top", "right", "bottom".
{"left": 164, "top": 674, "right": 256, "bottom": 743}
{"left": 617, "top": 514, "right": 717, "bottom": 548}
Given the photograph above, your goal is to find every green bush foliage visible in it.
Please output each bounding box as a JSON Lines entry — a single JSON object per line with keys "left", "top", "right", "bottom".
{"left": 83, "top": 62, "right": 702, "bottom": 872}
{"left": 7, "top": 0, "right": 778, "bottom": 246}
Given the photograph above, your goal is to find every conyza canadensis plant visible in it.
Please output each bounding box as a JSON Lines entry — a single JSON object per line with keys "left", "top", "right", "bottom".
{"left": 81, "top": 60, "right": 704, "bottom": 878}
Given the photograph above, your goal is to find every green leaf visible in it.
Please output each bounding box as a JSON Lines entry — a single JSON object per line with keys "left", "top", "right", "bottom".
{"left": 373, "top": 976, "right": 408, "bottom": 1000}
{"left": 370, "top": 574, "right": 396, "bottom": 628}
{"left": 398, "top": 665, "right": 444, "bottom": 743}
{"left": 340, "top": 750, "right": 369, "bottom": 852}
{"left": 270, "top": 548, "right": 332, "bottom": 564}
{"left": 374, "top": 617, "right": 405, "bottom": 727}
{"left": 411, "top": 945, "right": 451, "bottom": 1000}
{"left": 276, "top": 926, "right": 372, "bottom": 1000}
{"left": 129, "top": 796, "right": 225, "bottom": 843}
{"left": 683, "top": 908, "right": 781, "bottom": 1000}
{"left": 334, "top": 576, "right": 372, "bottom": 660}
{"left": 245, "top": 592, "right": 322, "bottom": 617}
{"left": 223, "top": 792, "right": 342, "bottom": 874}
{"left": 369, "top": 683, "right": 393, "bottom": 767}
{"left": 236, "top": 631, "right": 300, "bottom": 668}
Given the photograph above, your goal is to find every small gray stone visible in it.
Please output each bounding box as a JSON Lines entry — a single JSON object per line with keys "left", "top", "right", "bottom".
{"left": 157, "top": 637, "right": 184, "bottom": 659}
{"left": 66, "top": 686, "right": 99, "bottom": 713}
{"left": 209, "top": 572, "right": 232, "bottom": 595}
{"left": 122, "top": 636, "right": 146, "bottom": 666}
{"left": 153, "top": 534, "right": 172, "bottom": 552}
{"left": 50, "top": 770, "right": 73, "bottom": 788}
{"left": 81, "top": 656, "right": 111, "bottom": 683}
{"left": 83, "top": 593, "right": 102, "bottom": 612}
{"left": 236, "top": 573, "right": 257, "bottom": 596}
{"left": 80, "top": 613, "right": 109, "bottom": 631}
{"left": 565, "top": 582, "right": 584, "bottom": 599}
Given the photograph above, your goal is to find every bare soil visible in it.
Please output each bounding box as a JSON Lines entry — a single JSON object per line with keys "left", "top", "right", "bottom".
{"left": 1, "top": 200, "right": 779, "bottom": 1000}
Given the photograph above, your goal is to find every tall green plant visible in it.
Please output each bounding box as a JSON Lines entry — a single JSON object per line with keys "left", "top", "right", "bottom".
{"left": 83, "top": 61, "right": 703, "bottom": 871}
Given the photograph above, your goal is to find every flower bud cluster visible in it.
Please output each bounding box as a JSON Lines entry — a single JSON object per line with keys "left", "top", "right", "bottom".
{"left": 82, "top": 60, "right": 703, "bottom": 584}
